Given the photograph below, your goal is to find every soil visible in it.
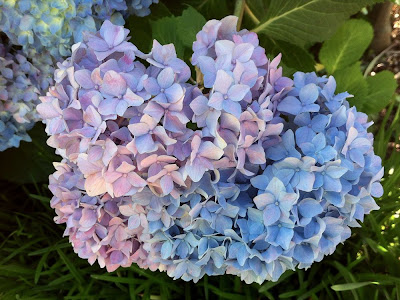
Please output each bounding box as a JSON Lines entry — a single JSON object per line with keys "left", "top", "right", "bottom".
{"left": 372, "top": 4, "right": 400, "bottom": 93}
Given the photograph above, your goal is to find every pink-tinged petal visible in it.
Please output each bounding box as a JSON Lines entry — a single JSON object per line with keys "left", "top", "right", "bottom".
{"left": 214, "top": 70, "right": 233, "bottom": 94}
{"left": 228, "top": 84, "right": 250, "bottom": 101}
{"left": 77, "top": 155, "right": 102, "bottom": 175}
{"left": 98, "top": 97, "right": 119, "bottom": 116}
{"left": 113, "top": 177, "right": 132, "bottom": 197}
{"left": 115, "top": 226, "right": 128, "bottom": 242}
{"left": 247, "top": 144, "right": 266, "bottom": 164}
{"left": 171, "top": 171, "right": 186, "bottom": 186}
{"left": 215, "top": 40, "right": 235, "bottom": 57}
{"left": 127, "top": 172, "right": 146, "bottom": 189}
{"left": 160, "top": 175, "right": 174, "bottom": 194}
{"left": 37, "top": 101, "right": 61, "bottom": 119}
{"left": 80, "top": 208, "right": 97, "bottom": 228}
{"left": 151, "top": 40, "right": 176, "bottom": 64}
{"left": 88, "top": 146, "right": 103, "bottom": 162}
{"left": 91, "top": 68, "right": 103, "bottom": 85}
{"left": 233, "top": 43, "right": 254, "bottom": 62}
{"left": 100, "top": 20, "right": 127, "bottom": 47}
{"left": 85, "top": 173, "right": 107, "bottom": 196}
{"left": 123, "top": 88, "right": 144, "bottom": 106}
{"left": 84, "top": 105, "right": 102, "bottom": 127}
{"left": 153, "top": 126, "right": 176, "bottom": 145}
{"left": 198, "top": 141, "right": 223, "bottom": 160}
{"left": 165, "top": 83, "right": 184, "bottom": 103}
{"left": 103, "top": 139, "right": 118, "bottom": 165}
{"left": 75, "top": 69, "right": 95, "bottom": 89}
{"left": 190, "top": 95, "right": 209, "bottom": 116}
{"left": 208, "top": 92, "right": 224, "bottom": 110}
{"left": 101, "top": 70, "right": 127, "bottom": 97}
{"left": 143, "top": 101, "right": 164, "bottom": 121}
{"left": 116, "top": 161, "right": 135, "bottom": 173}
{"left": 219, "top": 15, "right": 238, "bottom": 38}
{"left": 157, "top": 67, "right": 175, "bottom": 89}
{"left": 128, "top": 122, "right": 150, "bottom": 136}
{"left": 104, "top": 171, "right": 122, "bottom": 184}
{"left": 147, "top": 169, "right": 168, "bottom": 182}
{"left": 139, "top": 154, "right": 158, "bottom": 168}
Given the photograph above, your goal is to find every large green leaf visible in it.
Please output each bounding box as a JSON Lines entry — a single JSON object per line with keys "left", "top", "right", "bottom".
{"left": 362, "top": 71, "right": 397, "bottom": 114}
{"left": 262, "top": 38, "right": 315, "bottom": 72}
{"left": 176, "top": 6, "right": 207, "bottom": 48}
{"left": 319, "top": 19, "right": 373, "bottom": 73}
{"left": 252, "top": 0, "right": 380, "bottom": 47}
{"left": 150, "top": 16, "right": 185, "bottom": 57}
{"left": 150, "top": 6, "right": 206, "bottom": 58}
{"left": 333, "top": 62, "right": 368, "bottom": 107}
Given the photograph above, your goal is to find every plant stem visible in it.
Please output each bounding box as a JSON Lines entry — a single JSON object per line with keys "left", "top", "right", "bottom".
{"left": 234, "top": 0, "right": 245, "bottom": 30}
{"left": 363, "top": 42, "right": 398, "bottom": 77}
{"left": 244, "top": 3, "right": 260, "bottom": 25}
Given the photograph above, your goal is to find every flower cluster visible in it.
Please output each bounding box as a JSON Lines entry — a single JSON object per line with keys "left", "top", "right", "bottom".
{"left": 0, "top": 0, "right": 158, "bottom": 60}
{"left": 41, "top": 17, "right": 383, "bottom": 284}
{"left": 0, "top": 40, "right": 50, "bottom": 150}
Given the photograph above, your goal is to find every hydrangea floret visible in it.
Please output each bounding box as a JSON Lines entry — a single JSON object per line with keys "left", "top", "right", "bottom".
{"left": 40, "top": 17, "right": 383, "bottom": 284}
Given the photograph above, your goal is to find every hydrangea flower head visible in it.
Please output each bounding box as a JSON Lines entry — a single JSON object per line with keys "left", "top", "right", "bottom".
{"left": 42, "top": 17, "right": 383, "bottom": 285}
{"left": 0, "top": 0, "right": 158, "bottom": 60}
{"left": 0, "top": 40, "right": 50, "bottom": 150}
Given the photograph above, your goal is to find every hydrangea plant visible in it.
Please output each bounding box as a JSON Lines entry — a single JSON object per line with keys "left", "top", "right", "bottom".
{"left": 0, "top": 40, "right": 51, "bottom": 150}
{"left": 40, "top": 17, "right": 383, "bottom": 284}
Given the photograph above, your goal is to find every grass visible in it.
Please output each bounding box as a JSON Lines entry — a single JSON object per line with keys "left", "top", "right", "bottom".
{"left": 0, "top": 101, "right": 399, "bottom": 299}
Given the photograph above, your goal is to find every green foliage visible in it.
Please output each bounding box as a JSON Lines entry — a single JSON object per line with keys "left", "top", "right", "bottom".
{"left": 319, "top": 19, "right": 374, "bottom": 74}
{"left": 318, "top": 19, "right": 397, "bottom": 115}
{"left": 363, "top": 71, "right": 398, "bottom": 113}
{"left": 1, "top": 0, "right": 400, "bottom": 299}
{"left": 151, "top": 6, "right": 206, "bottom": 57}
{"left": 251, "top": 0, "right": 381, "bottom": 47}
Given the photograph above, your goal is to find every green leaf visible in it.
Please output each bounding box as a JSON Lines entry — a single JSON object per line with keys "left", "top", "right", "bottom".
{"left": 91, "top": 275, "right": 145, "bottom": 284}
{"left": 333, "top": 62, "right": 368, "bottom": 107}
{"left": 262, "top": 38, "right": 315, "bottom": 72}
{"left": 150, "top": 6, "right": 206, "bottom": 58}
{"left": 331, "top": 282, "right": 378, "bottom": 291}
{"left": 252, "top": 0, "right": 379, "bottom": 47}
{"left": 362, "top": 71, "right": 397, "bottom": 114}
{"left": 176, "top": 6, "right": 206, "bottom": 48}
{"left": 195, "top": 0, "right": 232, "bottom": 20}
{"left": 150, "top": 16, "right": 185, "bottom": 57}
{"left": 319, "top": 19, "right": 373, "bottom": 73}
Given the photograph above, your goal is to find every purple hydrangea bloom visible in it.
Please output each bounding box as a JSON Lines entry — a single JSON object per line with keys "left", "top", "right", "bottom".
{"left": 42, "top": 18, "right": 383, "bottom": 285}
